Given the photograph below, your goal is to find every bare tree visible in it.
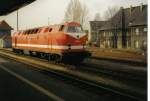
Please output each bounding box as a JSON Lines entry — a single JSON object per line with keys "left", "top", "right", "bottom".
{"left": 94, "top": 13, "right": 101, "bottom": 21}
{"left": 64, "top": 0, "right": 89, "bottom": 29}
{"left": 103, "top": 6, "right": 119, "bottom": 20}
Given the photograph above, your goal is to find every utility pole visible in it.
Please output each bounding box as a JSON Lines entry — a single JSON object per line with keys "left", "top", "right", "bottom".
{"left": 17, "top": 10, "right": 19, "bottom": 31}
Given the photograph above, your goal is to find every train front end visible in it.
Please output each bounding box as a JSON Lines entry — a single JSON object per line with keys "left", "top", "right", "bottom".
{"left": 61, "top": 22, "right": 91, "bottom": 62}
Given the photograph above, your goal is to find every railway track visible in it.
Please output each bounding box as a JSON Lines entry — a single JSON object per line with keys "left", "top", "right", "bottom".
{"left": 1, "top": 48, "right": 146, "bottom": 81}
{"left": 79, "top": 60, "right": 146, "bottom": 82}
{"left": 0, "top": 49, "right": 147, "bottom": 82}
{"left": 1, "top": 49, "right": 147, "bottom": 81}
{"left": 0, "top": 48, "right": 147, "bottom": 101}
{"left": 91, "top": 56, "right": 147, "bottom": 67}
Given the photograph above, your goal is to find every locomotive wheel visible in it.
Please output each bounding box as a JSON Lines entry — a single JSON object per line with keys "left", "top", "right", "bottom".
{"left": 48, "top": 54, "right": 51, "bottom": 61}
{"left": 20, "top": 50, "right": 24, "bottom": 55}
{"left": 12, "top": 48, "right": 16, "bottom": 53}
{"left": 48, "top": 54, "right": 55, "bottom": 61}
{"left": 54, "top": 55, "right": 62, "bottom": 63}
{"left": 15, "top": 49, "right": 23, "bottom": 55}
{"left": 48, "top": 54, "right": 61, "bottom": 63}
{"left": 36, "top": 52, "right": 41, "bottom": 58}
{"left": 40, "top": 53, "right": 46, "bottom": 59}
{"left": 29, "top": 51, "right": 33, "bottom": 56}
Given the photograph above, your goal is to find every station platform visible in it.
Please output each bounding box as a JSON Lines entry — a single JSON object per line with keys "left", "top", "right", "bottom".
{"left": 87, "top": 47, "right": 147, "bottom": 64}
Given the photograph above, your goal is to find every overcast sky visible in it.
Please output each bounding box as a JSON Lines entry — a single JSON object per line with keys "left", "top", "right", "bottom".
{"left": 0, "top": 0, "right": 147, "bottom": 31}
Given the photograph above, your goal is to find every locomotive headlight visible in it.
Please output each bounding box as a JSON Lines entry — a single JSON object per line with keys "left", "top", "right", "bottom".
{"left": 68, "top": 44, "right": 71, "bottom": 50}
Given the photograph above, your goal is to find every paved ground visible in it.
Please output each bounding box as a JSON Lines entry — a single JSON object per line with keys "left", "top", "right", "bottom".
{"left": 0, "top": 56, "right": 119, "bottom": 101}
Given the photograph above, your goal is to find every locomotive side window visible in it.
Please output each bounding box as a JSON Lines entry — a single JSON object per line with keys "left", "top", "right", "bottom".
{"left": 28, "top": 30, "right": 32, "bottom": 34}
{"left": 18, "top": 32, "right": 21, "bottom": 35}
{"left": 49, "top": 28, "right": 52, "bottom": 32}
{"left": 35, "top": 29, "right": 39, "bottom": 33}
{"left": 23, "top": 31, "right": 25, "bottom": 35}
{"left": 67, "top": 26, "right": 83, "bottom": 33}
{"left": 33, "top": 29, "right": 37, "bottom": 34}
{"left": 44, "top": 28, "right": 49, "bottom": 33}
{"left": 24, "top": 31, "right": 27, "bottom": 34}
{"left": 31, "top": 30, "right": 35, "bottom": 34}
{"left": 38, "top": 29, "right": 42, "bottom": 33}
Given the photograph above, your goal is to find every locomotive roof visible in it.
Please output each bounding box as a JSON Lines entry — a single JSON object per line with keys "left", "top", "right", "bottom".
{"left": 18, "top": 24, "right": 60, "bottom": 32}
{"left": 17, "top": 22, "right": 81, "bottom": 32}
{"left": 64, "top": 22, "right": 81, "bottom": 26}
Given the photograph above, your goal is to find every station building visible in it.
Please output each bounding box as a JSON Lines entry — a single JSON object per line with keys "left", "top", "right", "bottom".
{"left": 90, "top": 4, "right": 147, "bottom": 52}
{"left": 0, "top": 20, "right": 13, "bottom": 48}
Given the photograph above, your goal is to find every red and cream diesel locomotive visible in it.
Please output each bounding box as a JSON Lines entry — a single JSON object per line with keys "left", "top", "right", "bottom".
{"left": 12, "top": 22, "right": 91, "bottom": 63}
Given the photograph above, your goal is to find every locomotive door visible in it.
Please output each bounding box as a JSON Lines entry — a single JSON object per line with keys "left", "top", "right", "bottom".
{"left": 44, "top": 34, "right": 49, "bottom": 50}
{"left": 14, "top": 37, "right": 17, "bottom": 47}
{"left": 48, "top": 33, "right": 52, "bottom": 51}
{"left": 27, "top": 35, "right": 30, "bottom": 50}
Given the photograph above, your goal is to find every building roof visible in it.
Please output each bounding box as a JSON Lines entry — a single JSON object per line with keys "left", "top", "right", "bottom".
{"left": 90, "top": 21, "right": 107, "bottom": 32}
{"left": 0, "top": 35, "right": 11, "bottom": 40}
{"left": 99, "top": 4, "right": 147, "bottom": 30}
{"left": 129, "top": 5, "right": 147, "bottom": 26}
{"left": 0, "top": 0, "right": 36, "bottom": 15}
{"left": 99, "top": 9, "right": 123, "bottom": 30}
{"left": 0, "top": 20, "right": 13, "bottom": 30}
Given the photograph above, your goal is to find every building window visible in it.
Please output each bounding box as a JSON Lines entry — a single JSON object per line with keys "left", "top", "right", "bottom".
{"left": 111, "top": 32, "right": 113, "bottom": 36}
{"left": 144, "top": 28, "right": 147, "bottom": 32}
{"left": 134, "top": 40, "right": 139, "bottom": 48}
{"left": 104, "top": 41, "right": 106, "bottom": 48}
{"left": 103, "top": 32, "right": 106, "bottom": 37}
{"left": 109, "top": 32, "right": 112, "bottom": 36}
{"left": 142, "top": 41, "right": 147, "bottom": 47}
{"left": 141, "top": 41, "right": 147, "bottom": 50}
{"left": 107, "top": 40, "right": 110, "bottom": 48}
{"left": 126, "top": 41, "right": 129, "bottom": 48}
{"left": 135, "top": 28, "right": 139, "bottom": 35}
{"left": 143, "top": 41, "right": 147, "bottom": 46}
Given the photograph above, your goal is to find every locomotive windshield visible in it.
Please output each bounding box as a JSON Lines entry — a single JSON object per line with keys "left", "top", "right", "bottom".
{"left": 67, "top": 26, "right": 83, "bottom": 33}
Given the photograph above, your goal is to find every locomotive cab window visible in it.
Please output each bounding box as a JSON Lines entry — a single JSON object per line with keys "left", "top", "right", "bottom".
{"left": 67, "top": 26, "right": 83, "bottom": 33}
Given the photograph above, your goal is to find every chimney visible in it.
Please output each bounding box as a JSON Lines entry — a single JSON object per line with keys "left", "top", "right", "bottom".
{"left": 120, "top": 6, "right": 124, "bottom": 10}
{"left": 140, "top": 3, "right": 143, "bottom": 12}
{"left": 129, "top": 5, "right": 132, "bottom": 15}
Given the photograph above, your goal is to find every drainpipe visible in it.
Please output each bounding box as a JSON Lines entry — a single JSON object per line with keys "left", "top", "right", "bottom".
{"left": 121, "top": 7, "right": 126, "bottom": 48}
